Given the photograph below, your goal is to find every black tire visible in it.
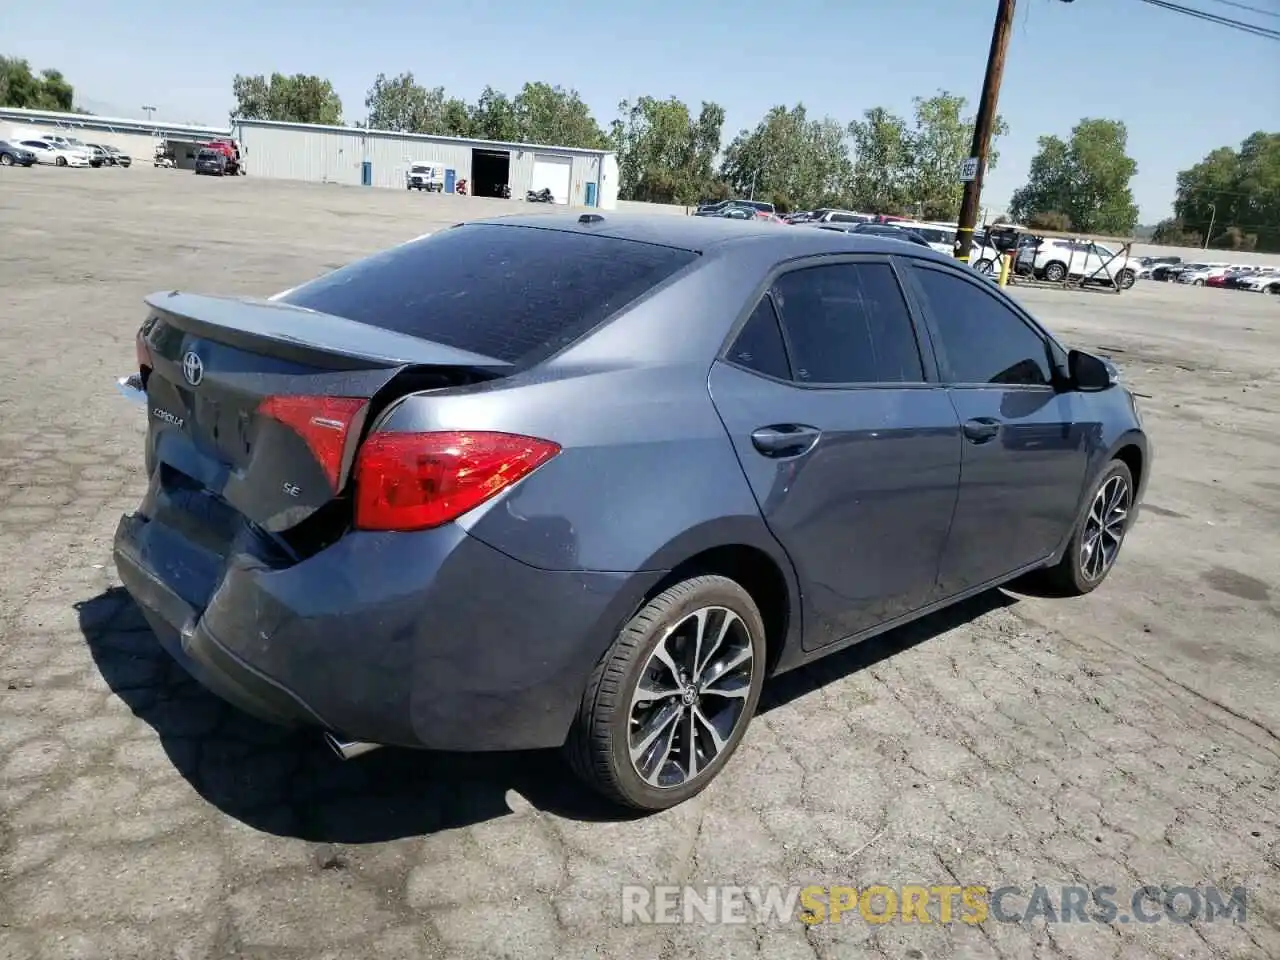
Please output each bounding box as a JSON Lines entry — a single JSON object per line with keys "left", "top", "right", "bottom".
{"left": 1267, "top": 283, "right": 1280, "bottom": 296}
{"left": 0, "top": 154, "right": 12, "bottom": 166}
{"left": 975, "top": 258, "right": 996, "bottom": 276}
{"left": 565, "top": 574, "right": 767, "bottom": 811}
{"left": 1193, "top": 278, "right": 1205, "bottom": 287}
{"left": 55, "top": 156, "right": 67, "bottom": 167}
{"left": 1116, "top": 269, "right": 1136, "bottom": 290}
{"left": 1042, "top": 261, "right": 1067, "bottom": 283}
{"left": 1037, "top": 460, "right": 1135, "bottom": 596}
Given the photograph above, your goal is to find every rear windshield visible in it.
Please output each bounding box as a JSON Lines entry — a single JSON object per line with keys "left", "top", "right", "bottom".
{"left": 279, "top": 223, "right": 699, "bottom": 365}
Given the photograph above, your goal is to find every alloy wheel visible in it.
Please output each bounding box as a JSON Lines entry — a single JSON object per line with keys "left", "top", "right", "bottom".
{"left": 1044, "top": 263, "right": 1066, "bottom": 282}
{"left": 1080, "top": 474, "right": 1131, "bottom": 582}
{"left": 628, "top": 606, "right": 754, "bottom": 789}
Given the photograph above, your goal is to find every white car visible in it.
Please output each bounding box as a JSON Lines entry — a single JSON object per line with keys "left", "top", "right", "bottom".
{"left": 1018, "top": 238, "right": 1141, "bottom": 289}
{"left": 1240, "top": 270, "right": 1280, "bottom": 294}
{"left": 887, "top": 220, "right": 956, "bottom": 256}
{"left": 17, "top": 139, "right": 91, "bottom": 167}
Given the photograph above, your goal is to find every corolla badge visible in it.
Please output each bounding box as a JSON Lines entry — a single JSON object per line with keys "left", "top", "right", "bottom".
{"left": 181, "top": 351, "right": 204, "bottom": 386}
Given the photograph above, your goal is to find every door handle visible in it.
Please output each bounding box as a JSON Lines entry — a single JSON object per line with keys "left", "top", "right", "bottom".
{"left": 962, "top": 418, "right": 1002, "bottom": 444}
{"left": 751, "top": 424, "right": 822, "bottom": 458}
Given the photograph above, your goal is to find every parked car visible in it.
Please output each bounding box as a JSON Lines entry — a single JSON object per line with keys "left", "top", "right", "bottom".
{"left": 17, "top": 139, "right": 90, "bottom": 167}
{"left": 1238, "top": 269, "right": 1280, "bottom": 294}
{"left": 0, "top": 140, "right": 37, "bottom": 166}
{"left": 840, "top": 221, "right": 933, "bottom": 248}
{"left": 696, "top": 199, "right": 776, "bottom": 220}
{"left": 808, "top": 209, "right": 874, "bottom": 225}
{"left": 84, "top": 142, "right": 131, "bottom": 167}
{"left": 113, "top": 213, "right": 1150, "bottom": 811}
{"left": 42, "top": 134, "right": 101, "bottom": 166}
{"left": 1177, "top": 263, "right": 1231, "bottom": 286}
{"left": 194, "top": 148, "right": 228, "bottom": 176}
{"left": 1017, "top": 239, "right": 1140, "bottom": 289}
{"left": 103, "top": 145, "right": 132, "bottom": 167}
{"left": 880, "top": 220, "right": 957, "bottom": 256}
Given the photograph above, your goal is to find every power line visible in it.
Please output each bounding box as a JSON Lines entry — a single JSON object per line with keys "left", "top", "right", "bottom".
{"left": 1132, "top": 0, "right": 1280, "bottom": 39}
{"left": 1200, "top": 0, "right": 1280, "bottom": 20}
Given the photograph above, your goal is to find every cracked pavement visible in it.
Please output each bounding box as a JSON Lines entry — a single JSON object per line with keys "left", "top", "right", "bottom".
{"left": 1, "top": 168, "right": 1277, "bottom": 960}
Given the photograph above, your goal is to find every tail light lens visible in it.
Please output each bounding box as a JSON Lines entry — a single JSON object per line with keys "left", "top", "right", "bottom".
{"left": 354, "top": 431, "right": 561, "bottom": 532}
{"left": 257, "top": 396, "right": 367, "bottom": 490}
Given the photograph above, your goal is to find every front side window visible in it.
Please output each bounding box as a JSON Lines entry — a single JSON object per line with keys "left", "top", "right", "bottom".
{"left": 771, "top": 262, "right": 924, "bottom": 384}
{"left": 911, "top": 267, "right": 1052, "bottom": 387}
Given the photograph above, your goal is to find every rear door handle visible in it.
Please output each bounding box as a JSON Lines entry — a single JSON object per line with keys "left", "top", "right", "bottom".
{"left": 962, "top": 418, "right": 1002, "bottom": 444}
{"left": 751, "top": 424, "right": 822, "bottom": 458}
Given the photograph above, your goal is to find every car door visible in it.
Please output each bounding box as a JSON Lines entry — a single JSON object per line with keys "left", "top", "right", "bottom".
{"left": 903, "top": 261, "right": 1089, "bottom": 595}
{"left": 708, "top": 257, "right": 963, "bottom": 651}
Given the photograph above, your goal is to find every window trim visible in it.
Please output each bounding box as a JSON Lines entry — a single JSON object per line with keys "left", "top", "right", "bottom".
{"left": 717, "top": 253, "right": 941, "bottom": 390}
{"left": 902, "top": 259, "right": 1061, "bottom": 391}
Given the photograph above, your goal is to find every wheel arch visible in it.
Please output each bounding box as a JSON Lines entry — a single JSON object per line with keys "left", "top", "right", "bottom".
{"left": 630, "top": 518, "right": 802, "bottom": 677}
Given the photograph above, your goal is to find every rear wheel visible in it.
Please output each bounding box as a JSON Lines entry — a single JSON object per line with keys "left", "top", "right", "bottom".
{"left": 1193, "top": 278, "right": 1205, "bottom": 286}
{"left": 566, "top": 575, "right": 766, "bottom": 811}
{"left": 1042, "top": 261, "right": 1067, "bottom": 282}
{"left": 1038, "top": 460, "right": 1134, "bottom": 596}
{"left": 975, "top": 258, "right": 996, "bottom": 276}
{"left": 0, "top": 154, "right": 12, "bottom": 166}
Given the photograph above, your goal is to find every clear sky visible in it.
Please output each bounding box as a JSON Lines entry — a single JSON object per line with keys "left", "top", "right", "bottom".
{"left": 8, "top": 0, "right": 1280, "bottom": 220}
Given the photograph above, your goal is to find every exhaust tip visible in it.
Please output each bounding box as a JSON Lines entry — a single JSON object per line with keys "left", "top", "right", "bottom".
{"left": 323, "top": 731, "right": 383, "bottom": 761}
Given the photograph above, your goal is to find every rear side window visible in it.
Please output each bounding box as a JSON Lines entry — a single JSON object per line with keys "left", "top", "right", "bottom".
{"left": 280, "top": 224, "right": 698, "bottom": 365}
{"left": 728, "top": 297, "right": 791, "bottom": 380}
{"left": 771, "top": 262, "right": 924, "bottom": 384}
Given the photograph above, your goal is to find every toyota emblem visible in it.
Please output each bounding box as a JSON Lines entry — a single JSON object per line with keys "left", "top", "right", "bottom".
{"left": 181, "top": 351, "right": 204, "bottom": 387}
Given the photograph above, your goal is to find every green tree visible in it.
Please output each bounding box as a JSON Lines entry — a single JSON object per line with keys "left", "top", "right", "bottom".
{"left": 470, "top": 86, "right": 521, "bottom": 141}
{"left": 363, "top": 72, "right": 439, "bottom": 132}
{"left": 1174, "top": 132, "right": 1280, "bottom": 253}
{"left": 847, "top": 107, "right": 913, "bottom": 213}
{"left": 513, "top": 82, "right": 607, "bottom": 148}
{"left": 904, "top": 91, "right": 1007, "bottom": 221}
{"left": 1027, "top": 211, "right": 1072, "bottom": 232}
{"left": 1149, "top": 218, "right": 1202, "bottom": 247}
{"left": 1009, "top": 119, "right": 1139, "bottom": 236}
{"left": 720, "top": 104, "right": 851, "bottom": 210}
{"left": 610, "top": 96, "right": 725, "bottom": 204}
{"left": 232, "top": 72, "right": 342, "bottom": 124}
{"left": 0, "top": 57, "right": 75, "bottom": 110}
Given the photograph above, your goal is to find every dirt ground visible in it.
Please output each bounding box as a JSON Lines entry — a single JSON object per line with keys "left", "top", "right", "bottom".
{"left": 0, "top": 167, "right": 1277, "bottom": 960}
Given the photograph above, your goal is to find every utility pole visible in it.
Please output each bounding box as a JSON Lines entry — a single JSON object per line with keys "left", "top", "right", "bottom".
{"left": 142, "top": 104, "right": 157, "bottom": 122}
{"left": 954, "top": 0, "right": 1017, "bottom": 264}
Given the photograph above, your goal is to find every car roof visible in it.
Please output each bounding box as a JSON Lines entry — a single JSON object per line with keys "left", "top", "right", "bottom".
{"left": 462, "top": 212, "right": 959, "bottom": 263}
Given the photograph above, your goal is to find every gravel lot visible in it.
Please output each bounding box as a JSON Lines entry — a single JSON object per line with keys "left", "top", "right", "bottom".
{"left": 1, "top": 166, "right": 1277, "bottom": 960}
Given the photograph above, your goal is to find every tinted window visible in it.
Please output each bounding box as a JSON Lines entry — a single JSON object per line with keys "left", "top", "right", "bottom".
{"left": 912, "top": 267, "right": 1052, "bottom": 386}
{"left": 772, "top": 263, "right": 923, "bottom": 384}
{"left": 728, "top": 297, "right": 791, "bottom": 380}
{"left": 281, "top": 223, "right": 698, "bottom": 365}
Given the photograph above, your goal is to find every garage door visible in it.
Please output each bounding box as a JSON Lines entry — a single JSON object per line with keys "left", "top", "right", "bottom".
{"left": 530, "top": 154, "right": 572, "bottom": 205}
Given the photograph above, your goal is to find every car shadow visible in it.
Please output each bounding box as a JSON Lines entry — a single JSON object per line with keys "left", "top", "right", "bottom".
{"left": 79, "top": 584, "right": 1019, "bottom": 842}
{"left": 759, "top": 588, "right": 1019, "bottom": 714}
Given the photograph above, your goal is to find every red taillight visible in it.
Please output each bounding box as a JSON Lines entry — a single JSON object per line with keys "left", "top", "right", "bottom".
{"left": 257, "top": 395, "right": 367, "bottom": 491}
{"left": 354, "top": 431, "right": 561, "bottom": 532}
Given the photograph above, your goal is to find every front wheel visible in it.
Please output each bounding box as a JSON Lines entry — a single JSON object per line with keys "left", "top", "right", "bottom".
{"left": 55, "top": 156, "right": 67, "bottom": 167}
{"left": 1193, "top": 278, "right": 1205, "bottom": 286}
{"left": 566, "top": 575, "right": 766, "bottom": 811}
{"left": 1116, "top": 269, "right": 1136, "bottom": 290}
{"left": 1038, "top": 460, "right": 1135, "bottom": 596}
{"left": 975, "top": 258, "right": 996, "bottom": 276}
{"left": 1042, "top": 261, "right": 1067, "bottom": 283}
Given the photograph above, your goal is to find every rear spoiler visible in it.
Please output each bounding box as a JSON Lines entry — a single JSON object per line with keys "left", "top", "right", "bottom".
{"left": 142, "top": 291, "right": 513, "bottom": 373}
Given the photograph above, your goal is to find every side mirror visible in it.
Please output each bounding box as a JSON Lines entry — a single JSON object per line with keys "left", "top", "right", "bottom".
{"left": 1068, "top": 349, "right": 1114, "bottom": 391}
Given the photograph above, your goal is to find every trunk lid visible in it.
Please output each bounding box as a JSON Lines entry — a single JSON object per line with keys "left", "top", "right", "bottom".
{"left": 136, "top": 291, "right": 510, "bottom": 538}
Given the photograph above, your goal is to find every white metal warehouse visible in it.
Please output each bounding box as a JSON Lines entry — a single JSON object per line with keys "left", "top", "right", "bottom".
{"left": 230, "top": 118, "right": 619, "bottom": 209}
